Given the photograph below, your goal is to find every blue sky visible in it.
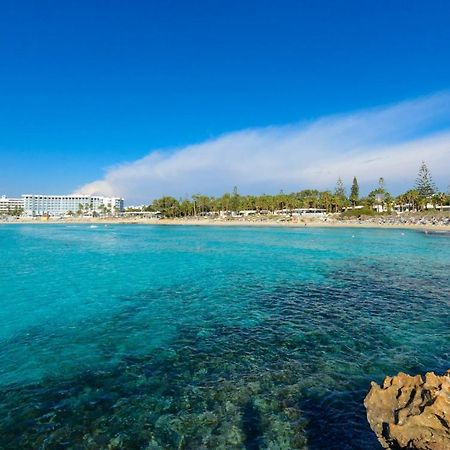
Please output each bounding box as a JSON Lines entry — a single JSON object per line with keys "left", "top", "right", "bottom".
{"left": 1, "top": 1, "right": 450, "bottom": 200}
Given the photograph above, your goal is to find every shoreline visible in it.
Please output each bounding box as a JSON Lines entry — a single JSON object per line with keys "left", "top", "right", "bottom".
{"left": 2, "top": 217, "right": 450, "bottom": 232}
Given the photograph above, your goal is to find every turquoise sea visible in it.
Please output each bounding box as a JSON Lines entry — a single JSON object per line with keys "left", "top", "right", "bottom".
{"left": 0, "top": 224, "right": 449, "bottom": 449}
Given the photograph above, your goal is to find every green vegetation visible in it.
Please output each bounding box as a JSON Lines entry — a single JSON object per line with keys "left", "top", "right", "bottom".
{"left": 129, "top": 162, "right": 449, "bottom": 218}
{"left": 0, "top": 206, "right": 24, "bottom": 218}
{"left": 350, "top": 177, "right": 359, "bottom": 206}
{"left": 415, "top": 160, "right": 437, "bottom": 199}
{"left": 9, "top": 207, "right": 23, "bottom": 217}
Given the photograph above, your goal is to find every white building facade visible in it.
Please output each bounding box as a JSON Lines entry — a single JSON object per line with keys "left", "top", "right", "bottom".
{"left": 22, "top": 195, "right": 124, "bottom": 217}
{"left": 0, "top": 196, "right": 24, "bottom": 215}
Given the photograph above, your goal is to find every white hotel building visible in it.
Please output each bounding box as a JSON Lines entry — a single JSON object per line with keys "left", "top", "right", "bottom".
{"left": 21, "top": 195, "right": 124, "bottom": 217}
{"left": 0, "top": 195, "right": 24, "bottom": 214}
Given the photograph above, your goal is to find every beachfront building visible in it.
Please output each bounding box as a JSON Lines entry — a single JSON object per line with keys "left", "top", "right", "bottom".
{"left": 0, "top": 195, "right": 24, "bottom": 215}
{"left": 240, "top": 210, "right": 258, "bottom": 217}
{"left": 22, "top": 195, "right": 124, "bottom": 217}
{"left": 275, "top": 208, "right": 326, "bottom": 217}
{"left": 122, "top": 211, "right": 162, "bottom": 219}
{"left": 291, "top": 208, "right": 326, "bottom": 216}
{"left": 393, "top": 202, "right": 450, "bottom": 213}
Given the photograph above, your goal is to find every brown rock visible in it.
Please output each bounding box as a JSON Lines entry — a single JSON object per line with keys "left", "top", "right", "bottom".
{"left": 364, "top": 370, "right": 450, "bottom": 450}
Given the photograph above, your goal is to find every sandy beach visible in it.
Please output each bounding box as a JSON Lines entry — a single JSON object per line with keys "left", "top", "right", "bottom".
{"left": 4, "top": 216, "right": 450, "bottom": 232}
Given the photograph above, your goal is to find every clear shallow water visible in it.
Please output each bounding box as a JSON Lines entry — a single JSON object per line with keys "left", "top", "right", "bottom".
{"left": 0, "top": 224, "right": 449, "bottom": 449}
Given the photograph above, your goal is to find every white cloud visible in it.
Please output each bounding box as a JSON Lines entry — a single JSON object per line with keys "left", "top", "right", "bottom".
{"left": 75, "top": 92, "right": 450, "bottom": 203}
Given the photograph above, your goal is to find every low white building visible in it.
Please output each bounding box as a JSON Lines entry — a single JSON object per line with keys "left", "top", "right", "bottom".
{"left": 239, "top": 210, "right": 257, "bottom": 217}
{"left": 0, "top": 195, "right": 24, "bottom": 215}
{"left": 275, "top": 208, "right": 326, "bottom": 217}
{"left": 22, "top": 195, "right": 124, "bottom": 217}
{"left": 291, "top": 208, "right": 326, "bottom": 216}
{"left": 122, "top": 211, "right": 162, "bottom": 219}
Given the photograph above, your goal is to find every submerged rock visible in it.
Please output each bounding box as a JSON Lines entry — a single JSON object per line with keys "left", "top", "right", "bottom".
{"left": 364, "top": 370, "right": 450, "bottom": 450}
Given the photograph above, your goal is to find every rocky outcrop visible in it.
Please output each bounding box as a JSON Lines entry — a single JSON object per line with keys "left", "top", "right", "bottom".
{"left": 364, "top": 370, "right": 450, "bottom": 450}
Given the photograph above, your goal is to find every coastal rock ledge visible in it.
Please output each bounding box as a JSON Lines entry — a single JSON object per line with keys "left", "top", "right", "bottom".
{"left": 364, "top": 370, "right": 450, "bottom": 450}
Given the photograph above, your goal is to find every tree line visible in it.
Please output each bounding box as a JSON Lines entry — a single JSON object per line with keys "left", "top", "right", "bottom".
{"left": 126, "top": 161, "right": 449, "bottom": 218}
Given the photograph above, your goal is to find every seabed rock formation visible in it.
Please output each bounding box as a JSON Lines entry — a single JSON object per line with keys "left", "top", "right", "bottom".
{"left": 364, "top": 370, "right": 450, "bottom": 450}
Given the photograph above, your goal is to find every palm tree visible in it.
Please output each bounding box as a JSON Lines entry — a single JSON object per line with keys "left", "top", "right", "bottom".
{"left": 406, "top": 189, "right": 420, "bottom": 212}
{"left": 434, "top": 192, "right": 447, "bottom": 211}
{"left": 319, "top": 191, "right": 333, "bottom": 213}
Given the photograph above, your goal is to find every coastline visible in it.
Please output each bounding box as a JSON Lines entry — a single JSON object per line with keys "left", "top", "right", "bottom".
{"left": 3, "top": 217, "right": 450, "bottom": 232}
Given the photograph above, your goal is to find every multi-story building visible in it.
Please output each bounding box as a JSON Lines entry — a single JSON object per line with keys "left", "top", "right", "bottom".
{"left": 22, "top": 195, "right": 124, "bottom": 217}
{"left": 0, "top": 195, "right": 24, "bottom": 215}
